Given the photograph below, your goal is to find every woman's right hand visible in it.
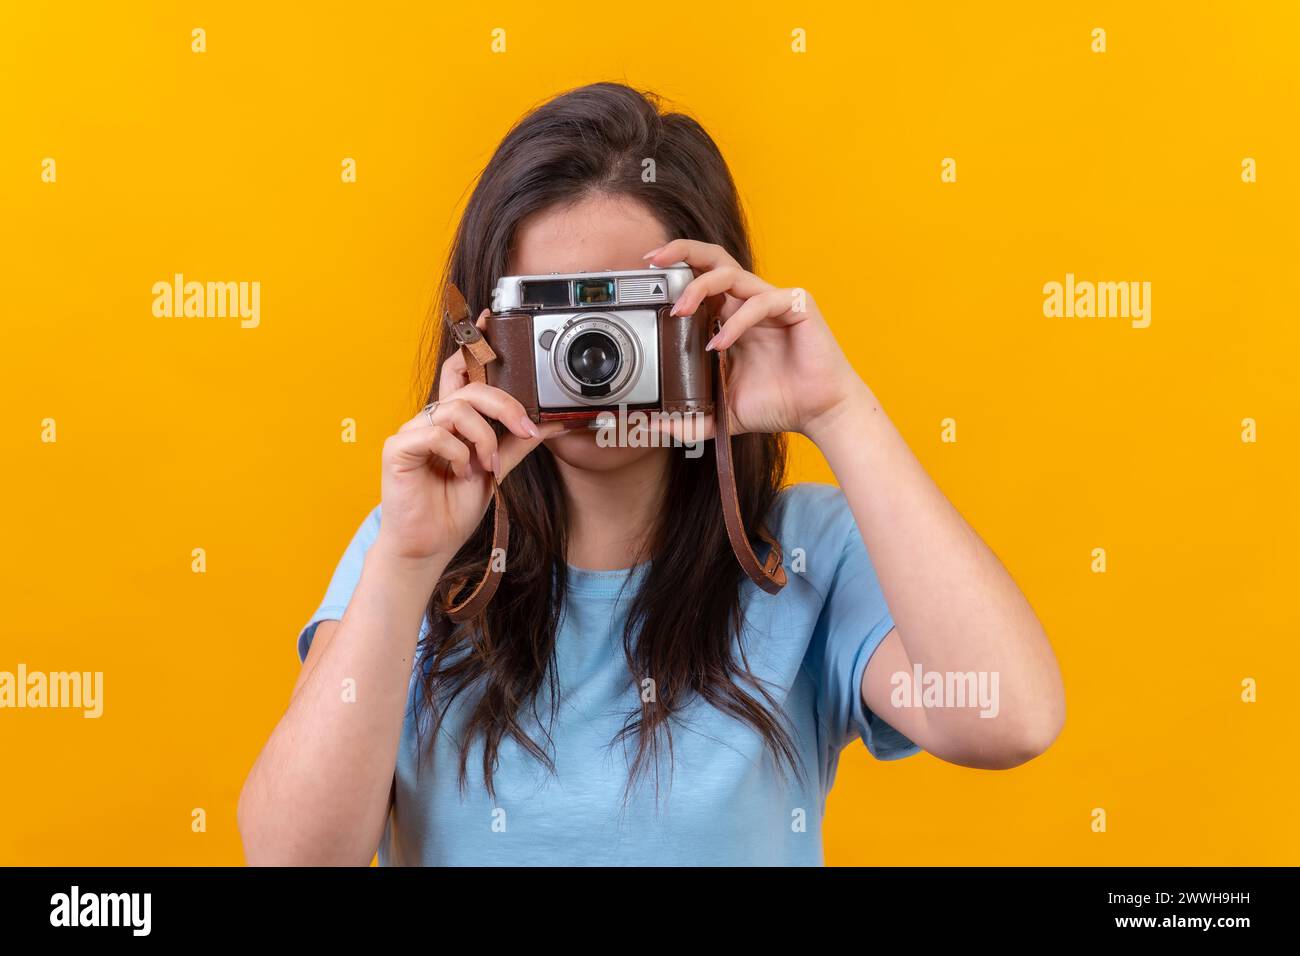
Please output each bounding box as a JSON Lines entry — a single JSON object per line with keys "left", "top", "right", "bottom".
{"left": 374, "top": 311, "right": 562, "bottom": 566}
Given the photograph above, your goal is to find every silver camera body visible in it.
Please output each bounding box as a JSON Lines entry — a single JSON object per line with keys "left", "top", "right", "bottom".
{"left": 490, "top": 263, "right": 694, "bottom": 408}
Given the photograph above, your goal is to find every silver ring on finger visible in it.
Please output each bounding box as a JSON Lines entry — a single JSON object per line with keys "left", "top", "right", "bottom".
{"left": 422, "top": 401, "right": 439, "bottom": 427}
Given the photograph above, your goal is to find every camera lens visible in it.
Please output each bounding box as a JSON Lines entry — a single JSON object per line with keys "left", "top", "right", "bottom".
{"left": 566, "top": 330, "right": 620, "bottom": 386}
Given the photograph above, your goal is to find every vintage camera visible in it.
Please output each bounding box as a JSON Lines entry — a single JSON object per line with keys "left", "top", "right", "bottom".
{"left": 440, "top": 265, "right": 788, "bottom": 606}
{"left": 481, "top": 264, "right": 714, "bottom": 424}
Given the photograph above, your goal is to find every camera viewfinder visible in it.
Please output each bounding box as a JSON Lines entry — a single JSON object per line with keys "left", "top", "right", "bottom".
{"left": 574, "top": 278, "right": 615, "bottom": 305}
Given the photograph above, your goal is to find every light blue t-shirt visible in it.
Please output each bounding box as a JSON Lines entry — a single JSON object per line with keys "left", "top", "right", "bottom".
{"left": 298, "top": 482, "right": 920, "bottom": 865}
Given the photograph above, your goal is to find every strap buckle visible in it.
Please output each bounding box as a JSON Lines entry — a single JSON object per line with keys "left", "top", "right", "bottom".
{"left": 450, "top": 317, "right": 483, "bottom": 347}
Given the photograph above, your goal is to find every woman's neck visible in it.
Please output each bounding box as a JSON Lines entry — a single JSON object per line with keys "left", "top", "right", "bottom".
{"left": 554, "top": 449, "right": 670, "bottom": 571}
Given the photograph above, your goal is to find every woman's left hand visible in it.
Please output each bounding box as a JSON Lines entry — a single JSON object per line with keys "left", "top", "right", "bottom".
{"left": 643, "top": 239, "right": 868, "bottom": 438}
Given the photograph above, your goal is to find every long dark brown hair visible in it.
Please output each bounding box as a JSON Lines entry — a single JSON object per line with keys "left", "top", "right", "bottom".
{"left": 414, "top": 82, "right": 798, "bottom": 802}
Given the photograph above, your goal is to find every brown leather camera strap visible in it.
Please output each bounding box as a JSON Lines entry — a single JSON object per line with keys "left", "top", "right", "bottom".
{"left": 437, "top": 284, "right": 785, "bottom": 622}
{"left": 441, "top": 284, "right": 508, "bottom": 623}
{"left": 711, "top": 319, "right": 788, "bottom": 595}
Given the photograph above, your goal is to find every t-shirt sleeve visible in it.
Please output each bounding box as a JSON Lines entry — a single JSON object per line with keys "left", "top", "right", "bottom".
{"left": 793, "top": 484, "right": 921, "bottom": 761}
{"left": 296, "top": 505, "right": 382, "bottom": 663}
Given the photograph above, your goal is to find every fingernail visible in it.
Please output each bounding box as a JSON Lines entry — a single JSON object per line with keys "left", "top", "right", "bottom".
{"left": 642, "top": 246, "right": 663, "bottom": 259}
{"left": 490, "top": 451, "right": 500, "bottom": 478}
{"left": 704, "top": 335, "right": 719, "bottom": 351}
{"left": 519, "top": 415, "right": 539, "bottom": 438}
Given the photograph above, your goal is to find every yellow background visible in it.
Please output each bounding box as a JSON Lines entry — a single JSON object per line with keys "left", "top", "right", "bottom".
{"left": 1, "top": 1, "right": 1296, "bottom": 865}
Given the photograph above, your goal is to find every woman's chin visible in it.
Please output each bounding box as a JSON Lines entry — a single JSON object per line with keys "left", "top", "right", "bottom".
{"left": 544, "top": 428, "right": 666, "bottom": 473}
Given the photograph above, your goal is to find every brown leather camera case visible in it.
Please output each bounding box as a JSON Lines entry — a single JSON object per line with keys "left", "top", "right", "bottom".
{"left": 482, "top": 305, "right": 713, "bottom": 421}
{"left": 658, "top": 305, "right": 714, "bottom": 417}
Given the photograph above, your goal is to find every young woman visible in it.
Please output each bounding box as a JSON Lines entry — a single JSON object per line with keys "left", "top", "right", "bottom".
{"left": 238, "top": 82, "right": 1065, "bottom": 866}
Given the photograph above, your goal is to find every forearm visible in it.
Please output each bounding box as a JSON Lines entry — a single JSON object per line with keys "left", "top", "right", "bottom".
{"left": 806, "top": 383, "right": 1064, "bottom": 759}
{"left": 238, "top": 547, "right": 441, "bottom": 865}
